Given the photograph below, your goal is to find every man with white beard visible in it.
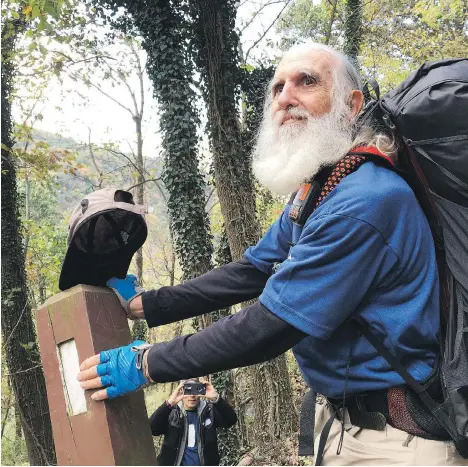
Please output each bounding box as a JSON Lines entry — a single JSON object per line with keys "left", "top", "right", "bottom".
{"left": 253, "top": 44, "right": 364, "bottom": 196}
{"left": 77, "top": 43, "right": 462, "bottom": 465}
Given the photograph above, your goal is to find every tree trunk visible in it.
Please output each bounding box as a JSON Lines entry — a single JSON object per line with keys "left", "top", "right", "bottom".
{"left": 132, "top": 114, "right": 148, "bottom": 341}
{"left": 1, "top": 17, "right": 56, "bottom": 466}
{"left": 122, "top": 0, "right": 214, "bottom": 284}
{"left": 192, "top": 0, "right": 297, "bottom": 445}
{"left": 252, "top": 357, "right": 297, "bottom": 440}
{"left": 15, "top": 402, "right": 23, "bottom": 438}
{"left": 120, "top": 2, "right": 241, "bottom": 457}
{"left": 1, "top": 382, "right": 13, "bottom": 439}
{"left": 324, "top": 0, "right": 338, "bottom": 45}
{"left": 193, "top": 1, "right": 260, "bottom": 260}
{"left": 344, "top": 0, "right": 363, "bottom": 63}
{"left": 211, "top": 229, "right": 242, "bottom": 461}
{"left": 134, "top": 115, "right": 145, "bottom": 283}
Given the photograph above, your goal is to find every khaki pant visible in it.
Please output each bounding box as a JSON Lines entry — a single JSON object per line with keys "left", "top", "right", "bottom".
{"left": 312, "top": 402, "right": 468, "bottom": 466}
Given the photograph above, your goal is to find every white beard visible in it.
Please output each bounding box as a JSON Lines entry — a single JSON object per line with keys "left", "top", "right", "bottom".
{"left": 252, "top": 105, "right": 354, "bottom": 196}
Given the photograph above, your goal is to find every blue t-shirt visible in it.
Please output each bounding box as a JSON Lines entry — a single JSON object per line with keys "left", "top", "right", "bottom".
{"left": 182, "top": 409, "right": 200, "bottom": 466}
{"left": 244, "top": 162, "right": 440, "bottom": 398}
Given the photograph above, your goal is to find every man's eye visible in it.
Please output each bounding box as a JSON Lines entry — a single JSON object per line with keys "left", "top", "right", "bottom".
{"left": 273, "top": 84, "right": 284, "bottom": 95}
{"left": 303, "top": 76, "right": 316, "bottom": 86}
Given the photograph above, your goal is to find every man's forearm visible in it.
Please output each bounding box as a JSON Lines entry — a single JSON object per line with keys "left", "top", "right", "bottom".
{"left": 142, "top": 259, "right": 269, "bottom": 327}
{"left": 146, "top": 301, "right": 307, "bottom": 382}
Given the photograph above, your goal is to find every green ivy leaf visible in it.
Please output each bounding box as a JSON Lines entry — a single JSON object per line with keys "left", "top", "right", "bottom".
{"left": 31, "top": 5, "right": 40, "bottom": 19}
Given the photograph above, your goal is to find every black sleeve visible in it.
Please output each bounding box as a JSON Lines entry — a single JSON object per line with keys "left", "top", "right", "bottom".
{"left": 142, "top": 258, "right": 269, "bottom": 328}
{"left": 147, "top": 300, "right": 307, "bottom": 382}
{"left": 212, "top": 397, "right": 237, "bottom": 428}
{"left": 148, "top": 402, "right": 172, "bottom": 436}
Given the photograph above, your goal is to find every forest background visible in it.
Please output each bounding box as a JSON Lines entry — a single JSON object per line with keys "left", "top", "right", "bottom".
{"left": 1, "top": 0, "right": 467, "bottom": 465}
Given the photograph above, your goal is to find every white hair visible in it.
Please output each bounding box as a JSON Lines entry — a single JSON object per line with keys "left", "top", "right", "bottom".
{"left": 263, "top": 42, "right": 362, "bottom": 113}
{"left": 286, "top": 42, "right": 362, "bottom": 91}
{"left": 286, "top": 42, "right": 396, "bottom": 157}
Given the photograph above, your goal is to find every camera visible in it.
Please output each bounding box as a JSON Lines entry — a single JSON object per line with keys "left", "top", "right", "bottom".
{"left": 183, "top": 382, "right": 206, "bottom": 396}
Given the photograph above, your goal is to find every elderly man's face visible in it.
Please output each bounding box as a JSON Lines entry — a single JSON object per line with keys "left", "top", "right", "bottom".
{"left": 270, "top": 49, "right": 336, "bottom": 125}
{"left": 252, "top": 47, "right": 358, "bottom": 195}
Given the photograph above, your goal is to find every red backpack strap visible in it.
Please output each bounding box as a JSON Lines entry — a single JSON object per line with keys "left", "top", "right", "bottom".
{"left": 289, "top": 146, "right": 395, "bottom": 226}
{"left": 348, "top": 145, "right": 396, "bottom": 167}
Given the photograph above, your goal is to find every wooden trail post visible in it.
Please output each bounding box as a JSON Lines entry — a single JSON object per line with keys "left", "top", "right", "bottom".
{"left": 36, "top": 285, "right": 157, "bottom": 466}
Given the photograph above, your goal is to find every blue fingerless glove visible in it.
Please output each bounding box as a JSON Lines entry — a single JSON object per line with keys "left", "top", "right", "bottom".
{"left": 97, "top": 340, "right": 152, "bottom": 399}
{"left": 107, "top": 274, "right": 145, "bottom": 318}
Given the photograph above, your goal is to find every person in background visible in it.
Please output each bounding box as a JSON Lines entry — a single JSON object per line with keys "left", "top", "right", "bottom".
{"left": 149, "top": 378, "right": 237, "bottom": 466}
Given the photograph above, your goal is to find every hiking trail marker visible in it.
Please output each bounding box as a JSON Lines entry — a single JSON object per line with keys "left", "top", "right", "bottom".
{"left": 36, "top": 285, "right": 157, "bottom": 466}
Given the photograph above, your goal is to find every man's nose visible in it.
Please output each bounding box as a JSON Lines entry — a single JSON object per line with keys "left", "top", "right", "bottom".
{"left": 276, "top": 82, "right": 300, "bottom": 110}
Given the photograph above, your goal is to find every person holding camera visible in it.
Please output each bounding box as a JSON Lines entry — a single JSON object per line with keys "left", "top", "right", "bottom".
{"left": 149, "top": 378, "right": 237, "bottom": 466}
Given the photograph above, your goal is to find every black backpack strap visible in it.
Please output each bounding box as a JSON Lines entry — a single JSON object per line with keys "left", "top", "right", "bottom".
{"left": 299, "top": 389, "right": 316, "bottom": 456}
{"left": 353, "top": 317, "right": 458, "bottom": 441}
{"left": 314, "top": 408, "right": 337, "bottom": 466}
{"left": 362, "top": 79, "right": 380, "bottom": 102}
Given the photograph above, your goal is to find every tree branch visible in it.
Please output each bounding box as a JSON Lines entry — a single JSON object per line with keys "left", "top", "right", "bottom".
{"left": 71, "top": 70, "right": 134, "bottom": 115}
{"left": 5, "top": 365, "right": 42, "bottom": 376}
{"left": 130, "top": 40, "right": 145, "bottom": 118}
{"left": 151, "top": 178, "right": 168, "bottom": 204}
{"left": 204, "top": 186, "right": 216, "bottom": 207}
{"left": 1, "top": 384, "right": 13, "bottom": 438}
{"left": 102, "top": 58, "right": 140, "bottom": 118}
{"left": 87, "top": 128, "right": 104, "bottom": 188}
{"left": 3, "top": 302, "right": 28, "bottom": 348}
{"left": 240, "top": 0, "right": 286, "bottom": 34}
{"left": 324, "top": 0, "right": 339, "bottom": 45}
{"left": 244, "top": 0, "right": 292, "bottom": 63}
{"left": 106, "top": 147, "right": 143, "bottom": 175}
{"left": 126, "top": 177, "right": 161, "bottom": 191}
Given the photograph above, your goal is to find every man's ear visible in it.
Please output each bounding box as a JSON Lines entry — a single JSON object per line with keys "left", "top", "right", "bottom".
{"left": 349, "top": 90, "right": 364, "bottom": 118}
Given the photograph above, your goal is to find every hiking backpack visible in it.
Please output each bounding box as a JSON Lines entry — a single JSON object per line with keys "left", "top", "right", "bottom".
{"left": 358, "top": 58, "right": 468, "bottom": 457}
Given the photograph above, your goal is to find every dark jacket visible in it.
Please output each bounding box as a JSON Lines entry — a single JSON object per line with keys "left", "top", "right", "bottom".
{"left": 149, "top": 397, "right": 237, "bottom": 466}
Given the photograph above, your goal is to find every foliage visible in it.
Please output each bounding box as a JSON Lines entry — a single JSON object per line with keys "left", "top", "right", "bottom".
{"left": 88, "top": 0, "right": 214, "bottom": 282}
{"left": 190, "top": 0, "right": 261, "bottom": 261}
{"left": 277, "top": 0, "right": 346, "bottom": 48}
{"left": 132, "top": 319, "right": 148, "bottom": 341}
{"left": 1, "top": 351, "right": 29, "bottom": 466}
{"left": 18, "top": 180, "right": 68, "bottom": 305}
{"left": 1, "top": 405, "right": 29, "bottom": 467}
{"left": 14, "top": 127, "right": 82, "bottom": 179}
{"left": 1, "top": 8, "right": 56, "bottom": 464}
{"left": 2, "top": 0, "right": 64, "bottom": 36}
{"left": 241, "top": 65, "right": 274, "bottom": 156}
{"left": 278, "top": 0, "right": 468, "bottom": 90}
{"left": 211, "top": 370, "right": 240, "bottom": 465}
{"left": 361, "top": 0, "right": 468, "bottom": 90}
{"left": 343, "top": 0, "right": 362, "bottom": 61}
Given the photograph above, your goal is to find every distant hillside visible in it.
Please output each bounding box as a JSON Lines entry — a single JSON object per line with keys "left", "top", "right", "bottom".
{"left": 33, "top": 129, "right": 80, "bottom": 150}
{"left": 31, "top": 129, "right": 169, "bottom": 223}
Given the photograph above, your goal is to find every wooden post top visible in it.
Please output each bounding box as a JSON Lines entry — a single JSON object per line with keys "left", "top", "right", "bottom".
{"left": 42, "top": 284, "right": 113, "bottom": 305}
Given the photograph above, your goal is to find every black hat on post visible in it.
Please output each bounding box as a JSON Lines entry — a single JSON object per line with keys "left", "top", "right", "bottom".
{"left": 59, "top": 188, "right": 147, "bottom": 291}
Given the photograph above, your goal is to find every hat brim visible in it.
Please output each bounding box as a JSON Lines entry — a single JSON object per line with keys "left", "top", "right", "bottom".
{"left": 59, "top": 219, "right": 147, "bottom": 291}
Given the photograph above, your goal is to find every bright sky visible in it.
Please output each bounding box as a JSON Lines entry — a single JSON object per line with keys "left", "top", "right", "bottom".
{"left": 20, "top": 1, "right": 288, "bottom": 154}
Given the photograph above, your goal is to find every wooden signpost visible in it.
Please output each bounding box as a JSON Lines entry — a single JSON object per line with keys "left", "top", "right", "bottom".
{"left": 36, "top": 285, "right": 157, "bottom": 466}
